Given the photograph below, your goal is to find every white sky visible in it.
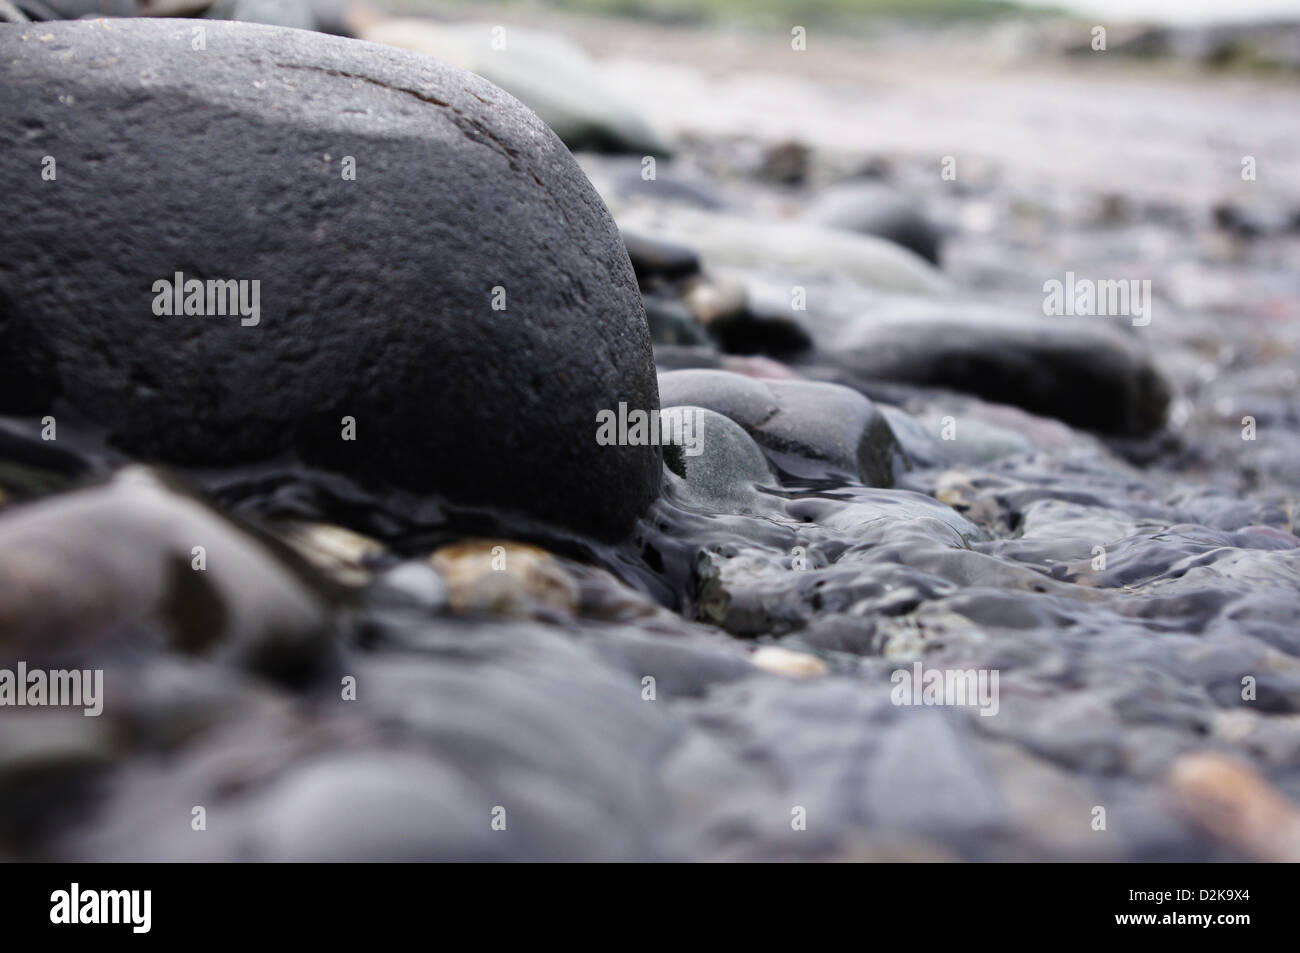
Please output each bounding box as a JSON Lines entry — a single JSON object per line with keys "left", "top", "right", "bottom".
{"left": 1013, "top": 0, "right": 1300, "bottom": 24}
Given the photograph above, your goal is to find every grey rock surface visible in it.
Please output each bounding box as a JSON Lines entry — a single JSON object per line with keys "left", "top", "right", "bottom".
{"left": 0, "top": 18, "right": 660, "bottom": 539}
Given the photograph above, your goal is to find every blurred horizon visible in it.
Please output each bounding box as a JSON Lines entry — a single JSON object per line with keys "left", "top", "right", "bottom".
{"left": 1017, "top": 0, "right": 1300, "bottom": 26}
{"left": 380, "top": 0, "right": 1300, "bottom": 26}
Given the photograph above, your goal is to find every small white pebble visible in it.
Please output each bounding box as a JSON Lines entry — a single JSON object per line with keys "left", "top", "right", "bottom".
{"left": 752, "top": 646, "right": 827, "bottom": 678}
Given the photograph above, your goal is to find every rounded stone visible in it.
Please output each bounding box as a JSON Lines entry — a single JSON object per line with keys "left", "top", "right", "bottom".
{"left": 658, "top": 369, "right": 905, "bottom": 486}
{"left": 0, "top": 19, "right": 660, "bottom": 540}
{"left": 660, "top": 405, "right": 778, "bottom": 515}
{"left": 0, "top": 467, "right": 334, "bottom": 681}
{"left": 805, "top": 180, "right": 942, "bottom": 265}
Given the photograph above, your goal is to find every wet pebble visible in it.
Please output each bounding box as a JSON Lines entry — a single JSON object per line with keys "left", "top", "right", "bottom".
{"left": 659, "top": 369, "right": 906, "bottom": 486}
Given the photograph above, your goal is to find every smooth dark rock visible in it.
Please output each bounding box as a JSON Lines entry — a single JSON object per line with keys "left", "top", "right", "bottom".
{"left": 622, "top": 230, "right": 701, "bottom": 284}
{"left": 658, "top": 369, "right": 905, "bottom": 486}
{"left": 802, "top": 306, "right": 1171, "bottom": 438}
{"left": 643, "top": 297, "right": 711, "bottom": 347}
{"left": 704, "top": 296, "right": 813, "bottom": 358}
{"left": 660, "top": 405, "right": 778, "bottom": 515}
{"left": 0, "top": 18, "right": 659, "bottom": 540}
{"left": 805, "top": 180, "right": 942, "bottom": 264}
{"left": 594, "top": 155, "right": 727, "bottom": 209}
{"left": 0, "top": 467, "right": 336, "bottom": 682}
{"left": 759, "top": 140, "right": 810, "bottom": 186}
{"left": 684, "top": 272, "right": 811, "bottom": 358}
{"left": 878, "top": 404, "right": 947, "bottom": 468}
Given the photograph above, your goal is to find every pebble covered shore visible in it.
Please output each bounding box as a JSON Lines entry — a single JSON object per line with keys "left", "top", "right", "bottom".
{"left": 1, "top": 4, "right": 1299, "bottom": 861}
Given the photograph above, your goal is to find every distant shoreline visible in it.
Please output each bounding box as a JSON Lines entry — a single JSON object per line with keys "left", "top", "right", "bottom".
{"left": 379, "top": 0, "right": 1300, "bottom": 29}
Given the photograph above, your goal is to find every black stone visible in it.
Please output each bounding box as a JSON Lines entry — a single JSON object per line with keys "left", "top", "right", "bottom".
{"left": 0, "top": 18, "right": 660, "bottom": 540}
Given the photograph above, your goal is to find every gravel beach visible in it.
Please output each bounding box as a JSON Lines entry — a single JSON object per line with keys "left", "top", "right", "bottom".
{"left": 1, "top": 1, "right": 1298, "bottom": 865}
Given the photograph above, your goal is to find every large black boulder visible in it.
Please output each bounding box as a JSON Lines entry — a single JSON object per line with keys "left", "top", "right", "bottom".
{"left": 0, "top": 18, "right": 660, "bottom": 539}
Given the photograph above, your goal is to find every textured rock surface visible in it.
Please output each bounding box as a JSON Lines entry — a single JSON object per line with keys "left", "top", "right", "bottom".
{"left": 0, "top": 18, "right": 659, "bottom": 539}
